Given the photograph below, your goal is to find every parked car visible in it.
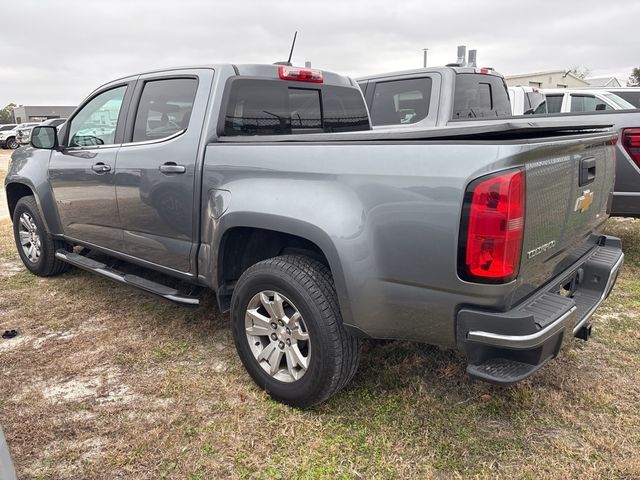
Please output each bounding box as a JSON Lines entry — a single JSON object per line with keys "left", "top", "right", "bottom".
{"left": 0, "top": 123, "right": 39, "bottom": 149}
{"left": 356, "top": 66, "right": 512, "bottom": 128}
{"left": 0, "top": 124, "right": 17, "bottom": 149}
{"left": 542, "top": 89, "right": 636, "bottom": 113}
{"left": 5, "top": 63, "right": 623, "bottom": 407}
{"left": 600, "top": 87, "right": 640, "bottom": 108}
{"left": 17, "top": 118, "right": 67, "bottom": 146}
{"left": 508, "top": 86, "right": 547, "bottom": 115}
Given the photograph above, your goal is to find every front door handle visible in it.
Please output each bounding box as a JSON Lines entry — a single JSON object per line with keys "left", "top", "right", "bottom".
{"left": 159, "top": 162, "right": 186, "bottom": 174}
{"left": 92, "top": 162, "right": 111, "bottom": 173}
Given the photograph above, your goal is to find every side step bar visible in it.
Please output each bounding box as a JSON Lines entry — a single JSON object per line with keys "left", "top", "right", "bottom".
{"left": 55, "top": 250, "right": 200, "bottom": 305}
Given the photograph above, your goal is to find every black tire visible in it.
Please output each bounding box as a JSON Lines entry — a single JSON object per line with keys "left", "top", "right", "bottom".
{"left": 12, "top": 196, "right": 70, "bottom": 276}
{"left": 6, "top": 137, "right": 18, "bottom": 149}
{"left": 231, "top": 255, "right": 361, "bottom": 408}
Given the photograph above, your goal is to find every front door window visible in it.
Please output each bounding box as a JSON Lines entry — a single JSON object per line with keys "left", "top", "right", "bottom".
{"left": 67, "top": 86, "right": 127, "bottom": 147}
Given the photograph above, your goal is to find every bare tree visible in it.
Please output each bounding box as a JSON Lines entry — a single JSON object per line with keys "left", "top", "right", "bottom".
{"left": 567, "top": 65, "right": 591, "bottom": 80}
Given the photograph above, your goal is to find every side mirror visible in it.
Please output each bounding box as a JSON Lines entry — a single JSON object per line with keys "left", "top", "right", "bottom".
{"left": 595, "top": 103, "right": 606, "bottom": 111}
{"left": 30, "top": 126, "right": 59, "bottom": 150}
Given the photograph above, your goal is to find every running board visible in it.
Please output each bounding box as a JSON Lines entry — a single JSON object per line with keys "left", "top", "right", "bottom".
{"left": 55, "top": 250, "right": 200, "bottom": 305}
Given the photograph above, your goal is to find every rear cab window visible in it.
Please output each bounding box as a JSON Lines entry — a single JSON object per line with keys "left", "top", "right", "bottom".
{"left": 222, "top": 79, "right": 369, "bottom": 136}
{"left": 368, "top": 77, "right": 432, "bottom": 126}
{"left": 452, "top": 74, "right": 511, "bottom": 119}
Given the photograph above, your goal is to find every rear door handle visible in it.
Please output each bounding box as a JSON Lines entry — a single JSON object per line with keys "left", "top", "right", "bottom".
{"left": 159, "top": 162, "right": 186, "bottom": 174}
{"left": 91, "top": 162, "right": 111, "bottom": 173}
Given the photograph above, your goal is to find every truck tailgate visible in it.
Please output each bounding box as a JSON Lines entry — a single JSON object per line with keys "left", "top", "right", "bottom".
{"left": 514, "top": 134, "right": 616, "bottom": 304}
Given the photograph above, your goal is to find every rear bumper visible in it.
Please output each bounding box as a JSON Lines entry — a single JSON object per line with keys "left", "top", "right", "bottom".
{"left": 457, "top": 235, "right": 623, "bottom": 385}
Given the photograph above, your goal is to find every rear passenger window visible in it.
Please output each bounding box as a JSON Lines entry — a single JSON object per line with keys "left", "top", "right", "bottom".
{"left": 545, "top": 95, "right": 563, "bottom": 113}
{"left": 570, "top": 95, "right": 612, "bottom": 112}
{"left": 132, "top": 78, "right": 198, "bottom": 142}
{"left": 452, "top": 74, "right": 511, "bottom": 119}
{"left": 369, "top": 78, "right": 432, "bottom": 126}
{"left": 222, "top": 79, "right": 369, "bottom": 136}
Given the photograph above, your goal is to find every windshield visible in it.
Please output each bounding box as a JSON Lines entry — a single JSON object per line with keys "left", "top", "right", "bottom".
{"left": 614, "top": 91, "right": 640, "bottom": 108}
{"left": 602, "top": 93, "right": 636, "bottom": 110}
{"left": 0, "top": 125, "right": 15, "bottom": 131}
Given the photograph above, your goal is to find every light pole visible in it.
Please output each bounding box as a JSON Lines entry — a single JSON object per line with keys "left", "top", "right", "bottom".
{"left": 422, "top": 48, "right": 429, "bottom": 68}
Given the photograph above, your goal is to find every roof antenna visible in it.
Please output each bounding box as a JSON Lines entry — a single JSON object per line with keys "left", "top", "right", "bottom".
{"left": 274, "top": 31, "right": 297, "bottom": 66}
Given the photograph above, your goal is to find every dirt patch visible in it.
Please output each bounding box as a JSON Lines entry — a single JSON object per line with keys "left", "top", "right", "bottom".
{"left": 0, "top": 260, "right": 22, "bottom": 277}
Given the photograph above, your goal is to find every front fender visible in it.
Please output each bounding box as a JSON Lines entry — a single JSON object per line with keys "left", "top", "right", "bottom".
{"left": 4, "top": 147, "right": 62, "bottom": 234}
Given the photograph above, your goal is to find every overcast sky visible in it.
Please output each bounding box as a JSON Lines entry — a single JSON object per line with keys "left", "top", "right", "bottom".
{"left": 1, "top": 0, "right": 638, "bottom": 107}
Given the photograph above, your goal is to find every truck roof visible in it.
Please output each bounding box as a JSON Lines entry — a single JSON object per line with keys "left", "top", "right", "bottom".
{"left": 92, "top": 63, "right": 356, "bottom": 95}
{"left": 355, "top": 66, "right": 504, "bottom": 82}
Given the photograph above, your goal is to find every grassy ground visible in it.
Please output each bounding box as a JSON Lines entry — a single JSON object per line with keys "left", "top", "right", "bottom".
{"left": 0, "top": 214, "right": 639, "bottom": 479}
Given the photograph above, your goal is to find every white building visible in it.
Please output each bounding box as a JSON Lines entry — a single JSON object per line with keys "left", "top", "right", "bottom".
{"left": 505, "top": 70, "right": 590, "bottom": 88}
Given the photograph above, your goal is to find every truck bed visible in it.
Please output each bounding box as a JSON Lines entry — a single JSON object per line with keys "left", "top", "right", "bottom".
{"left": 217, "top": 119, "right": 615, "bottom": 143}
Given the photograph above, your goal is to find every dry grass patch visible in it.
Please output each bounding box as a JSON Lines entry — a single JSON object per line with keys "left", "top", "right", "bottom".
{"left": 0, "top": 218, "right": 639, "bottom": 479}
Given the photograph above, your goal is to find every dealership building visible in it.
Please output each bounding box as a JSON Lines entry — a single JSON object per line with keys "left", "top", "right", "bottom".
{"left": 12, "top": 105, "right": 76, "bottom": 123}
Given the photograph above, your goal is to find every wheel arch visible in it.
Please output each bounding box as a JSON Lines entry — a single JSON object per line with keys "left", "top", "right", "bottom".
{"left": 6, "top": 182, "right": 37, "bottom": 221}
{"left": 212, "top": 213, "right": 354, "bottom": 327}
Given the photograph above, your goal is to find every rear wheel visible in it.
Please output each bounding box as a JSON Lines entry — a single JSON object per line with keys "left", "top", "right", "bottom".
{"left": 231, "top": 255, "right": 361, "bottom": 408}
{"left": 12, "top": 196, "right": 70, "bottom": 276}
{"left": 6, "top": 137, "right": 18, "bottom": 149}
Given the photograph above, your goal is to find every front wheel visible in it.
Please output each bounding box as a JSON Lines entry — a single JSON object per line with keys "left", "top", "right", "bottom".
{"left": 12, "top": 196, "right": 70, "bottom": 276}
{"left": 231, "top": 255, "right": 361, "bottom": 408}
{"left": 5, "top": 137, "right": 18, "bottom": 149}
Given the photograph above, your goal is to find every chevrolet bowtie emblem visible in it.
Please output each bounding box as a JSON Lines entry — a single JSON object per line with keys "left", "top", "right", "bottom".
{"left": 575, "top": 190, "right": 594, "bottom": 213}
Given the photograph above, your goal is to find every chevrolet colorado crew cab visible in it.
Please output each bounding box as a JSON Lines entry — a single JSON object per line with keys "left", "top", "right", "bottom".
{"left": 5, "top": 64, "right": 624, "bottom": 407}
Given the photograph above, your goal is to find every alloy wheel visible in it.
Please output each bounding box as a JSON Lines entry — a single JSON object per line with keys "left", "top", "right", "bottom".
{"left": 18, "top": 212, "right": 41, "bottom": 263}
{"left": 245, "top": 290, "right": 311, "bottom": 382}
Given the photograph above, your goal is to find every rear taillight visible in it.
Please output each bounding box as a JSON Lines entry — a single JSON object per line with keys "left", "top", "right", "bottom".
{"left": 622, "top": 128, "right": 640, "bottom": 168}
{"left": 459, "top": 169, "right": 525, "bottom": 283}
{"left": 278, "top": 66, "right": 323, "bottom": 83}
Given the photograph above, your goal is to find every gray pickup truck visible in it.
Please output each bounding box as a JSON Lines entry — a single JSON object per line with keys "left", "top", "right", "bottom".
{"left": 358, "top": 66, "right": 640, "bottom": 218}
{"left": 4, "top": 63, "right": 624, "bottom": 407}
